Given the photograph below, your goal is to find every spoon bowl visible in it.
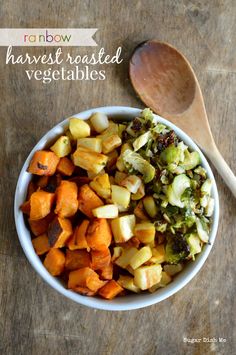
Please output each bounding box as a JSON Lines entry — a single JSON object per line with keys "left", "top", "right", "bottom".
{"left": 130, "top": 40, "right": 236, "bottom": 197}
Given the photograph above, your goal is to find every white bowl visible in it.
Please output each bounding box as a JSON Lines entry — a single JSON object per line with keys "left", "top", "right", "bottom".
{"left": 14, "top": 106, "right": 219, "bottom": 311}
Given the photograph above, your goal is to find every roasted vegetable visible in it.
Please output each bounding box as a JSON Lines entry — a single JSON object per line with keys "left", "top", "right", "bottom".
{"left": 28, "top": 150, "right": 59, "bottom": 176}
{"left": 68, "top": 267, "right": 105, "bottom": 292}
{"left": 55, "top": 181, "right": 78, "bottom": 218}
{"left": 165, "top": 234, "right": 190, "bottom": 264}
{"left": 48, "top": 217, "right": 72, "bottom": 248}
{"left": 44, "top": 248, "right": 65, "bottom": 276}
{"left": 134, "top": 264, "right": 162, "bottom": 290}
{"left": 77, "top": 184, "right": 104, "bottom": 218}
{"left": 90, "top": 112, "right": 109, "bottom": 133}
{"left": 30, "top": 191, "right": 55, "bottom": 220}
{"left": 98, "top": 280, "right": 124, "bottom": 299}
{"left": 86, "top": 218, "right": 112, "bottom": 250}
{"left": 56, "top": 157, "right": 75, "bottom": 176}
{"left": 89, "top": 173, "right": 111, "bottom": 199}
{"left": 65, "top": 249, "right": 91, "bottom": 270}
{"left": 77, "top": 138, "right": 102, "bottom": 153}
{"left": 69, "top": 118, "right": 91, "bottom": 139}
{"left": 32, "top": 234, "right": 50, "bottom": 255}
{"left": 111, "top": 185, "right": 130, "bottom": 208}
{"left": 72, "top": 146, "right": 108, "bottom": 174}
{"left": 28, "top": 212, "right": 55, "bottom": 236}
{"left": 91, "top": 248, "right": 111, "bottom": 270}
{"left": 134, "top": 222, "right": 155, "bottom": 244}
{"left": 67, "top": 220, "right": 90, "bottom": 250}
{"left": 111, "top": 215, "right": 136, "bottom": 243}
{"left": 92, "top": 204, "right": 119, "bottom": 219}
{"left": 50, "top": 135, "right": 71, "bottom": 158}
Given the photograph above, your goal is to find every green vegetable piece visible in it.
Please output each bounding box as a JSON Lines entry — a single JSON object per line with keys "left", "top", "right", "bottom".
{"left": 122, "top": 149, "right": 155, "bottom": 183}
{"left": 133, "top": 131, "right": 151, "bottom": 151}
{"left": 196, "top": 217, "right": 209, "bottom": 242}
{"left": 165, "top": 235, "right": 190, "bottom": 264}
{"left": 187, "top": 233, "right": 202, "bottom": 259}
{"left": 167, "top": 174, "right": 191, "bottom": 208}
{"left": 181, "top": 150, "right": 201, "bottom": 170}
{"left": 201, "top": 179, "right": 212, "bottom": 196}
{"left": 160, "top": 144, "right": 182, "bottom": 165}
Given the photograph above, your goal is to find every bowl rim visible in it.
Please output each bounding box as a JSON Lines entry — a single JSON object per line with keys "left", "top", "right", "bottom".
{"left": 14, "top": 106, "right": 219, "bottom": 311}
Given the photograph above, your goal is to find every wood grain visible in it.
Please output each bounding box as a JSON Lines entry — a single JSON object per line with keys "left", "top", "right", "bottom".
{"left": 0, "top": 1, "right": 236, "bottom": 354}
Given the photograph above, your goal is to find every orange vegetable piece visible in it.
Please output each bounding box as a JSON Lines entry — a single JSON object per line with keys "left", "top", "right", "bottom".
{"left": 98, "top": 262, "right": 113, "bottom": 280}
{"left": 28, "top": 150, "right": 60, "bottom": 176}
{"left": 44, "top": 248, "right": 65, "bottom": 276}
{"left": 48, "top": 217, "right": 72, "bottom": 248}
{"left": 72, "top": 286, "right": 96, "bottom": 296}
{"left": 20, "top": 200, "right": 30, "bottom": 215}
{"left": 65, "top": 250, "right": 91, "bottom": 270}
{"left": 27, "top": 181, "right": 37, "bottom": 199}
{"left": 55, "top": 181, "right": 78, "bottom": 218}
{"left": 28, "top": 212, "right": 55, "bottom": 236}
{"left": 67, "top": 220, "right": 90, "bottom": 250}
{"left": 57, "top": 157, "right": 75, "bottom": 176}
{"left": 30, "top": 190, "right": 55, "bottom": 220}
{"left": 98, "top": 280, "right": 124, "bottom": 299}
{"left": 75, "top": 220, "right": 90, "bottom": 248}
{"left": 32, "top": 234, "right": 50, "bottom": 255}
{"left": 68, "top": 267, "right": 105, "bottom": 292}
{"left": 86, "top": 218, "right": 112, "bottom": 251}
{"left": 91, "top": 248, "right": 111, "bottom": 270}
{"left": 37, "top": 176, "right": 50, "bottom": 188}
{"left": 77, "top": 184, "right": 104, "bottom": 218}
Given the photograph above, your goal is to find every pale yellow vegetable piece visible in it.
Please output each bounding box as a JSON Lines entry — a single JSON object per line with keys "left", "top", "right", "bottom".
{"left": 143, "top": 196, "right": 158, "bottom": 218}
{"left": 130, "top": 246, "right": 152, "bottom": 270}
{"left": 111, "top": 215, "right": 136, "bottom": 243}
{"left": 119, "top": 175, "right": 142, "bottom": 194}
{"left": 90, "top": 112, "right": 109, "bottom": 133}
{"left": 148, "top": 271, "right": 172, "bottom": 292}
{"left": 72, "top": 146, "right": 108, "bottom": 174}
{"left": 92, "top": 204, "right": 119, "bottom": 219}
{"left": 134, "top": 222, "right": 156, "bottom": 244}
{"left": 115, "top": 247, "right": 138, "bottom": 268}
{"left": 150, "top": 244, "right": 166, "bottom": 264}
{"left": 77, "top": 138, "right": 102, "bottom": 153}
{"left": 126, "top": 265, "right": 135, "bottom": 275}
{"left": 90, "top": 173, "right": 111, "bottom": 199}
{"left": 111, "top": 185, "right": 130, "bottom": 208}
{"left": 134, "top": 264, "right": 162, "bottom": 290}
{"left": 118, "top": 275, "right": 141, "bottom": 293}
{"left": 102, "top": 134, "right": 122, "bottom": 154}
{"left": 69, "top": 118, "right": 90, "bottom": 139}
{"left": 131, "top": 183, "right": 145, "bottom": 200}
{"left": 50, "top": 136, "right": 71, "bottom": 158}
{"left": 111, "top": 246, "right": 123, "bottom": 261}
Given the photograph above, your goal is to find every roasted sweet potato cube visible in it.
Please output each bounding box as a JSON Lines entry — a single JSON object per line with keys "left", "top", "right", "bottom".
{"left": 75, "top": 220, "right": 90, "bottom": 248}
{"left": 28, "top": 150, "right": 60, "bottom": 176}
{"left": 72, "top": 286, "right": 96, "bottom": 296}
{"left": 98, "top": 280, "right": 123, "bottom": 299}
{"left": 65, "top": 250, "right": 91, "bottom": 270}
{"left": 57, "top": 157, "right": 75, "bottom": 176}
{"left": 86, "top": 218, "right": 112, "bottom": 251}
{"left": 68, "top": 267, "right": 105, "bottom": 292}
{"left": 98, "top": 262, "right": 113, "bottom": 280}
{"left": 20, "top": 200, "right": 31, "bottom": 215}
{"left": 91, "top": 248, "right": 111, "bottom": 270}
{"left": 28, "top": 212, "right": 55, "bottom": 236}
{"left": 32, "top": 234, "right": 50, "bottom": 255}
{"left": 55, "top": 181, "right": 78, "bottom": 218}
{"left": 77, "top": 184, "right": 104, "bottom": 218}
{"left": 48, "top": 217, "right": 72, "bottom": 248}
{"left": 44, "top": 248, "right": 65, "bottom": 276}
{"left": 30, "top": 191, "right": 55, "bottom": 220}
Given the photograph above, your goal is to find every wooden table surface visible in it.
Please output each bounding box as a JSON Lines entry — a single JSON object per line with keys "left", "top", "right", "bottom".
{"left": 0, "top": 1, "right": 236, "bottom": 354}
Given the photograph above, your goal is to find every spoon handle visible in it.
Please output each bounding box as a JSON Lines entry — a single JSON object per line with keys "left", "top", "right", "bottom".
{"left": 205, "top": 143, "right": 236, "bottom": 198}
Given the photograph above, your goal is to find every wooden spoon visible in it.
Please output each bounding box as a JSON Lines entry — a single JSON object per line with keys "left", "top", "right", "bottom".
{"left": 129, "top": 40, "right": 236, "bottom": 197}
